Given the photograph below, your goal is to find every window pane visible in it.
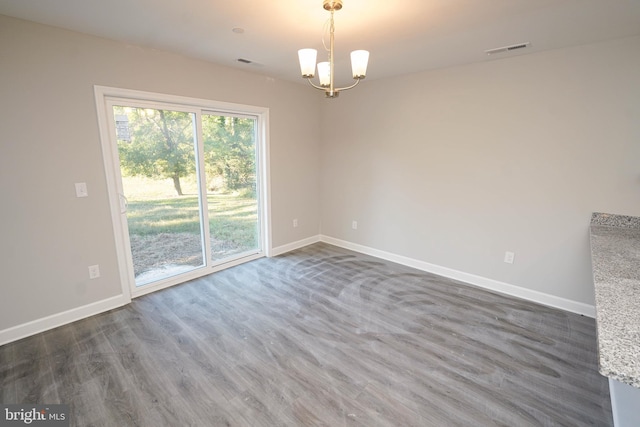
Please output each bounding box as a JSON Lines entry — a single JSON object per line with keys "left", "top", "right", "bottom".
{"left": 202, "top": 114, "right": 260, "bottom": 261}
{"left": 113, "top": 105, "right": 205, "bottom": 286}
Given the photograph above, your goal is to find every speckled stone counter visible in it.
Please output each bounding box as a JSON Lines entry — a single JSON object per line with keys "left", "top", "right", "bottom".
{"left": 589, "top": 212, "right": 640, "bottom": 388}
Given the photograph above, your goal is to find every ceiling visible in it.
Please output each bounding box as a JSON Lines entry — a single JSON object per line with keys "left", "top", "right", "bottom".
{"left": 2, "top": 0, "right": 640, "bottom": 86}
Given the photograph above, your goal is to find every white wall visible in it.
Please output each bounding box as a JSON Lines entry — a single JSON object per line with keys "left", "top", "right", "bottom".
{"left": 0, "top": 15, "right": 321, "bottom": 334}
{"left": 320, "top": 36, "right": 640, "bottom": 306}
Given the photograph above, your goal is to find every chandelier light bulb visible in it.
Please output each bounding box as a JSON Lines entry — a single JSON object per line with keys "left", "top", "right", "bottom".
{"left": 317, "top": 62, "right": 331, "bottom": 87}
{"left": 298, "top": 49, "right": 318, "bottom": 78}
{"left": 350, "top": 50, "right": 369, "bottom": 79}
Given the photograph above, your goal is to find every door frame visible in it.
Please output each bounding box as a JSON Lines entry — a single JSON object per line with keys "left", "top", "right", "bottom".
{"left": 94, "top": 85, "right": 272, "bottom": 299}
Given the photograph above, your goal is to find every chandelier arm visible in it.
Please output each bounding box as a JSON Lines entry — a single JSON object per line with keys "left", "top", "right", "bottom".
{"left": 305, "top": 78, "right": 327, "bottom": 91}
{"left": 334, "top": 78, "right": 362, "bottom": 93}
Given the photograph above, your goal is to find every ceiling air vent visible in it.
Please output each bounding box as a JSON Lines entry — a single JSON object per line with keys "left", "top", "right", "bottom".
{"left": 485, "top": 42, "right": 531, "bottom": 56}
{"left": 236, "top": 58, "right": 263, "bottom": 67}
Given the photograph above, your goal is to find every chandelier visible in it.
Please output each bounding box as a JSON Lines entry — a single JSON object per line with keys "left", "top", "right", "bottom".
{"left": 298, "top": 0, "right": 369, "bottom": 98}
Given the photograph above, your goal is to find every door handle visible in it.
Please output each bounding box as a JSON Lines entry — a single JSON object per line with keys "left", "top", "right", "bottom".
{"left": 119, "top": 193, "right": 128, "bottom": 214}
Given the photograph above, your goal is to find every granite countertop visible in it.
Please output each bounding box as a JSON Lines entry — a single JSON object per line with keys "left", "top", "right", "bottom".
{"left": 590, "top": 212, "right": 640, "bottom": 388}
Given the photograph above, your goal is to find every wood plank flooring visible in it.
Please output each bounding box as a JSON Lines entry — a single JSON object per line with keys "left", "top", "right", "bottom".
{"left": 0, "top": 243, "right": 612, "bottom": 426}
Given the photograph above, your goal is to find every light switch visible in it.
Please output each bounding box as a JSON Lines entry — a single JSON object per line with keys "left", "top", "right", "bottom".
{"left": 75, "top": 182, "right": 88, "bottom": 198}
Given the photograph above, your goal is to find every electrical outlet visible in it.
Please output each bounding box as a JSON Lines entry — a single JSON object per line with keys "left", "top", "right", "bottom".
{"left": 293, "top": 218, "right": 298, "bottom": 228}
{"left": 75, "top": 182, "right": 88, "bottom": 198}
{"left": 88, "top": 264, "right": 100, "bottom": 279}
{"left": 352, "top": 220, "right": 358, "bottom": 230}
{"left": 504, "top": 251, "right": 515, "bottom": 264}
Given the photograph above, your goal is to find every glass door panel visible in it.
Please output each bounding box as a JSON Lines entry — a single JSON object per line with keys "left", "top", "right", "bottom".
{"left": 202, "top": 114, "right": 260, "bottom": 261}
{"left": 113, "top": 105, "right": 205, "bottom": 287}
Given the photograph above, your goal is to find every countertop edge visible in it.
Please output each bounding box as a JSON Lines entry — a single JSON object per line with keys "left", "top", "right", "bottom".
{"left": 590, "top": 212, "right": 640, "bottom": 389}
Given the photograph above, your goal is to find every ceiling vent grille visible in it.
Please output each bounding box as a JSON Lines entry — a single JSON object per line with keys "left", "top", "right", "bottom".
{"left": 236, "top": 58, "right": 264, "bottom": 67}
{"left": 485, "top": 42, "right": 531, "bottom": 55}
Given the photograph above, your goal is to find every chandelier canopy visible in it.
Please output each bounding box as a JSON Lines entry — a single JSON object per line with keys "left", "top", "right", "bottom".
{"left": 298, "top": 0, "right": 369, "bottom": 98}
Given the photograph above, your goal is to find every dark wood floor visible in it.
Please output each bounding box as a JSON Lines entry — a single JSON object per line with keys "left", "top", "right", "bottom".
{"left": 1, "top": 243, "right": 612, "bottom": 426}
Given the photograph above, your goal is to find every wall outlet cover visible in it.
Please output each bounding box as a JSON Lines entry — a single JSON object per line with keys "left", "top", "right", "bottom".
{"left": 88, "top": 264, "right": 100, "bottom": 279}
{"left": 504, "top": 251, "right": 515, "bottom": 264}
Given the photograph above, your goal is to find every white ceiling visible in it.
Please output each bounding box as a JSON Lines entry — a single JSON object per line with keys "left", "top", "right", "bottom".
{"left": 2, "top": 0, "right": 640, "bottom": 86}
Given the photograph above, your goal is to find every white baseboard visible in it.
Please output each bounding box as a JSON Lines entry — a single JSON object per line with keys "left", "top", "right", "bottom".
{"left": 271, "top": 235, "right": 321, "bottom": 257}
{"left": 0, "top": 294, "right": 130, "bottom": 346}
{"left": 320, "top": 235, "right": 596, "bottom": 318}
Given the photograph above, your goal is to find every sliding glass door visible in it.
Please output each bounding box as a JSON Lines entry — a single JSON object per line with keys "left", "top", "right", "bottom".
{"left": 96, "top": 87, "right": 268, "bottom": 297}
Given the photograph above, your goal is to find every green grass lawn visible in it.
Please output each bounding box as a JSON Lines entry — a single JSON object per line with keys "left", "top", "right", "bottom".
{"left": 123, "top": 176, "right": 258, "bottom": 254}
